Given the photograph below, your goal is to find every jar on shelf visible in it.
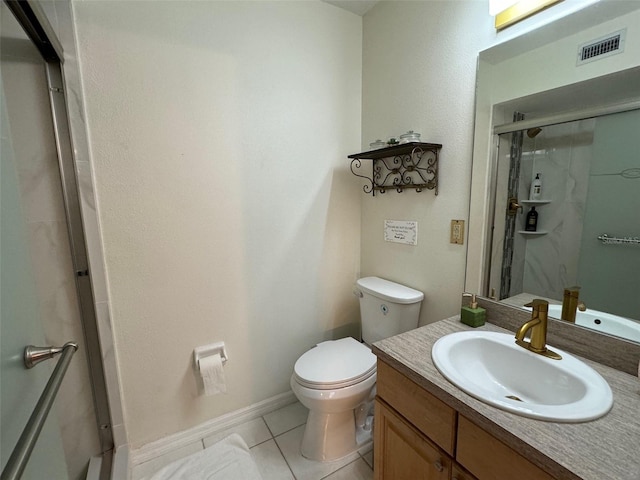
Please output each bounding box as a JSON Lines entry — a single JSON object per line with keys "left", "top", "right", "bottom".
{"left": 399, "top": 130, "right": 421, "bottom": 143}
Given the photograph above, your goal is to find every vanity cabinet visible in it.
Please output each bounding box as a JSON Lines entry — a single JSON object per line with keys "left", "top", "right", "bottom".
{"left": 375, "top": 359, "right": 555, "bottom": 480}
{"left": 456, "top": 416, "right": 554, "bottom": 480}
{"left": 451, "top": 464, "right": 476, "bottom": 480}
{"left": 374, "top": 400, "right": 450, "bottom": 480}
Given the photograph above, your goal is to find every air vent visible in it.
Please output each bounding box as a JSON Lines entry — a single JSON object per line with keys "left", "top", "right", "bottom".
{"left": 577, "top": 29, "right": 626, "bottom": 66}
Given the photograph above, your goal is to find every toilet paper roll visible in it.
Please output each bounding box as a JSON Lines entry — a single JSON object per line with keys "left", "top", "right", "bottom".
{"left": 200, "top": 353, "right": 227, "bottom": 396}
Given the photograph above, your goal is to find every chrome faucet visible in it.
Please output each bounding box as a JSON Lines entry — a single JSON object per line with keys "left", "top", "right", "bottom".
{"left": 515, "top": 299, "right": 561, "bottom": 360}
{"left": 561, "top": 286, "right": 587, "bottom": 323}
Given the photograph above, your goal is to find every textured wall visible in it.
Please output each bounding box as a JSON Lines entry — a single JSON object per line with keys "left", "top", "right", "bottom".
{"left": 73, "top": 1, "right": 362, "bottom": 448}
{"left": 361, "top": 2, "right": 495, "bottom": 326}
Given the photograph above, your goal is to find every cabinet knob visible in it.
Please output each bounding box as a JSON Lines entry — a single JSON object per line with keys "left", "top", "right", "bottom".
{"left": 434, "top": 460, "right": 444, "bottom": 472}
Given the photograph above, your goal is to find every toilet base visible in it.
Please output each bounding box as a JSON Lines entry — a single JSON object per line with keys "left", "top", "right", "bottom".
{"left": 300, "top": 409, "right": 372, "bottom": 462}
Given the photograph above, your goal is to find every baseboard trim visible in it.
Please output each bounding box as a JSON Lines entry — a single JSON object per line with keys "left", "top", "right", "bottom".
{"left": 130, "top": 391, "right": 297, "bottom": 466}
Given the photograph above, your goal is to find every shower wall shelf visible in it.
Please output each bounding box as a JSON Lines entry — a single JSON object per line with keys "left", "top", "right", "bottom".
{"left": 521, "top": 200, "right": 551, "bottom": 205}
{"left": 348, "top": 142, "right": 442, "bottom": 195}
{"left": 518, "top": 230, "right": 548, "bottom": 236}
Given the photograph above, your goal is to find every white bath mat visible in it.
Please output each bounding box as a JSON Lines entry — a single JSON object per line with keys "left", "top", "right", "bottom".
{"left": 145, "top": 433, "right": 263, "bottom": 480}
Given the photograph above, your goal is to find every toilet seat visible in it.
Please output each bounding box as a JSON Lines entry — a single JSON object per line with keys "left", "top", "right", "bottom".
{"left": 293, "top": 337, "right": 376, "bottom": 390}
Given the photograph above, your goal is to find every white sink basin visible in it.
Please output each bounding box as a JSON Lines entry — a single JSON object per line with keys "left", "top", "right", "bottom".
{"left": 545, "top": 305, "right": 640, "bottom": 343}
{"left": 431, "top": 331, "right": 613, "bottom": 422}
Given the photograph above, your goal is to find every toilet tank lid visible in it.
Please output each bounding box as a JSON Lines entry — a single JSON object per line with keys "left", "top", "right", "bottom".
{"left": 356, "top": 277, "right": 424, "bottom": 304}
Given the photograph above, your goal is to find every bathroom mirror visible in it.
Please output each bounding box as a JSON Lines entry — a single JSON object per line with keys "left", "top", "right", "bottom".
{"left": 465, "top": 2, "right": 640, "bottom": 343}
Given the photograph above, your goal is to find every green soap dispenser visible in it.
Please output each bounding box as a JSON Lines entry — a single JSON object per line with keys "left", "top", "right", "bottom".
{"left": 461, "top": 293, "right": 486, "bottom": 328}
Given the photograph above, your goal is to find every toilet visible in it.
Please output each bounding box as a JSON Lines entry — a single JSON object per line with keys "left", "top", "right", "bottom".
{"left": 290, "top": 276, "right": 424, "bottom": 461}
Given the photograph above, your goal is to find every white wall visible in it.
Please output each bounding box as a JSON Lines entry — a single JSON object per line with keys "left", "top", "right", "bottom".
{"left": 72, "top": 0, "right": 362, "bottom": 448}
{"left": 361, "top": 1, "right": 495, "bottom": 326}
{"left": 69, "top": 0, "right": 640, "bottom": 452}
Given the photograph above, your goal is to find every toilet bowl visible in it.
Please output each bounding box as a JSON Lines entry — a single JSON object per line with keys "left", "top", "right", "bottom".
{"left": 291, "top": 277, "right": 424, "bottom": 462}
{"left": 291, "top": 337, "right": 376, "bottom": 461}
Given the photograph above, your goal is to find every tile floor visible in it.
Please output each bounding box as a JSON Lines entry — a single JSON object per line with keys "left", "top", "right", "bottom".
{"left": 131, "top": 402, "right": 374, "bottom": 480}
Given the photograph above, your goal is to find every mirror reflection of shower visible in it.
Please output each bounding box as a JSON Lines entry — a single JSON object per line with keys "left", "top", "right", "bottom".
{"left": 489, "top": 108, "right": 640, "bottom": 334}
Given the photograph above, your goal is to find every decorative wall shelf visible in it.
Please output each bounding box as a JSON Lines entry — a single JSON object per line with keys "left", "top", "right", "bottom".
{"left": 348, "top": 142, "right": 442, "bottom": 196}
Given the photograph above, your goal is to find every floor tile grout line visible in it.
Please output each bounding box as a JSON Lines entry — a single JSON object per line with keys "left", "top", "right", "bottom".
{"left": 258, "top": 416, "right": 274, "bottom": 441}
{"left": 262, "top": 417, "right": 307, "bottom": 436}
{"left": 248, "top": 437, "right": 275, "bottom": 450}
{"left": 270, "top": 422, "right": 306, "bottom": 440}
{"left": 262, "top": 414, "right": 277, "bottom": 439}
{"left": 318, "top": 457, "right": 367, "bottom": 480}
{"left": 359, "top": 450, "right": 374, "bottom": 470}
{"left": 271, "top": 431, "right": 299, "bottom": 480}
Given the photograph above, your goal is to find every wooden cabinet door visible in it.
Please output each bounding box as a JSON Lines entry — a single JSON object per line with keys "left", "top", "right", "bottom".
{"left": 377, "top": 360, "right": 456, "bottom": 455}
{"left": 457, "top": 416, "right": 555, "bottom": 480}
{"left": 374, "top": 399, "right": 450, "bottom": 480}
{"left": 452, "top": 463, "right": 478, "bottom": 480}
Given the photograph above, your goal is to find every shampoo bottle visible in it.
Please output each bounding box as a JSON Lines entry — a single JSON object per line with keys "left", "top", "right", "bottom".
{"left": 525, "top": 206, "right": 538, "bottom": 232}
{"left": 529, "top": 173, "right": 542, "bottom": 200}
{"left": 461, "top": 293, "right": 486, "bottom": 328}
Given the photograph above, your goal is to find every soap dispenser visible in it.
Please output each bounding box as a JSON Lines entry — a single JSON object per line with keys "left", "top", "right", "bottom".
{"left": 461, "top": 293, "right": 486, "bottom": 328}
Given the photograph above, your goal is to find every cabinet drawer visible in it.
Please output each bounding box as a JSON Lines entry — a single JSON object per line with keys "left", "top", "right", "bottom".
{"left": 376, "top": 360, "right": 456, "bottom": 455}
{"left": 457, "top": 416, "right": 555, "bottom": 480}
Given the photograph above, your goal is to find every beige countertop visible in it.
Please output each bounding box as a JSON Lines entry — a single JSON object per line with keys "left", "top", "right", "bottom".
{"left": 372, "top": 316, "right": 640, "bottom": 480}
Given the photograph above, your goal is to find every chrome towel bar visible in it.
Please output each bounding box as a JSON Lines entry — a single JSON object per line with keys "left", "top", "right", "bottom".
{"left": 1, "top": 342, "right": 78, "bottom": 480}
{"left": 24, "top": 341, "right": 78, "bottom": 369}
{"left": 597, "top": 233, "right": 640, "bottom": 246}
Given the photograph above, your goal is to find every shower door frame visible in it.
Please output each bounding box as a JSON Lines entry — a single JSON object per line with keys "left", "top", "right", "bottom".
{"left": 3, "top": 0, "right": 115, "bottom": 475}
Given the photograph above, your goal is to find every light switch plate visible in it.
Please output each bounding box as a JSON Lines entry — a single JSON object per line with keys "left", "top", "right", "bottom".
{"left": 451, "top": 220, "right": 464, "bottom": 244}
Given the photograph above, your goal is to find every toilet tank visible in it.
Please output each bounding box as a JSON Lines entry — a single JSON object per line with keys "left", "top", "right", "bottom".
{"left": 356, "top": 277, "right": 424, "bottom": 345}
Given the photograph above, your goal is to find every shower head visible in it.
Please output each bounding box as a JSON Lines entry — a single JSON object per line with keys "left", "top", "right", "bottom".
{"left": 527, "top": 127, "right": 542, "bottom": 138}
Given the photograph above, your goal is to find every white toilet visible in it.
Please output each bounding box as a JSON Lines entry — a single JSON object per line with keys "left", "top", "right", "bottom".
{"left": 290, "top": 276, "right": 424, "bottom": 461}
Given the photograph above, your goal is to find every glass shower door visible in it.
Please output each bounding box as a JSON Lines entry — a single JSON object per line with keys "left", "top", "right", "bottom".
{"left": 0, "top": 83, "right": 70, "bottom": 480}
{"left": 1, "top": 4, "right": 70, "bottom": 478}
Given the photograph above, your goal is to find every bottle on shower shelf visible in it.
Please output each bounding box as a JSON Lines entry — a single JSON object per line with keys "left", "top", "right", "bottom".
{"left": 529, "top": 173, "right": 542, "bottom": 200}
{"left": 525, "top": 206, "right": 538, "bottom": 232}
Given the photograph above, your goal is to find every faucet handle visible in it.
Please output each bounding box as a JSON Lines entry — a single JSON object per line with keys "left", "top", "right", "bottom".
{"left": 524, "top": 299, "right": 549, "bottom": 311}
{"left": 564, "top": 286, "right": 581, "bottom": 296}
{"left": 507, "top": 197, "right": 523, "bottom": 216}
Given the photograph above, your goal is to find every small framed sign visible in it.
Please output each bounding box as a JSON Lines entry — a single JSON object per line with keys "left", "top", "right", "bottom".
{"left": 384, "top": 220, "right": 418, "bottom": 246}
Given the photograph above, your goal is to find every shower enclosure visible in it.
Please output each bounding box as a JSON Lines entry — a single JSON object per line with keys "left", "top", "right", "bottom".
{"left": 488, "top": 108, "right": 640, "bottom": 324}
{"left": 1, "top": 2, "right": 115, "bottom": 478}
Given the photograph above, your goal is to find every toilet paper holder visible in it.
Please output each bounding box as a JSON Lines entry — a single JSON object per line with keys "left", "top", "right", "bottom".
{"left": 194, "top": 342, "right": 228, "bottom": 371}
